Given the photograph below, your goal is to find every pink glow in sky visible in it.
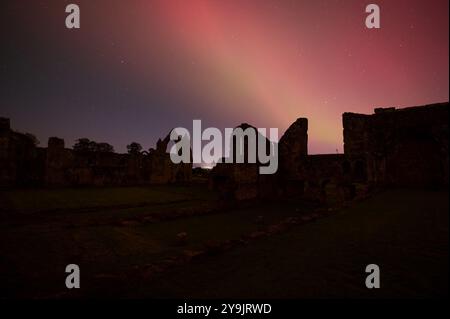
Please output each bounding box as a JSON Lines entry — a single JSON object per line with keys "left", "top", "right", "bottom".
{"left": 2, "top": 0, "right": 449, "bottom": 154}
{"left": 150, "top": 0, "right": 449, "bottom": 153}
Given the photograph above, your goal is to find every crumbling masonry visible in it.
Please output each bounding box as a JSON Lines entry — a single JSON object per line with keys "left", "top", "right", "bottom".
{"left": 1, "top": 102, "right": 448, "bottom": 198}
{"left": 0, "top": 120, "right": 191, "bottom": 187}
{"left": 210, "top": 102, "right": 449, "bottom": 202}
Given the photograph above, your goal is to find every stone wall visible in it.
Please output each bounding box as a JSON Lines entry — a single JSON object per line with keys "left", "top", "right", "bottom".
{"left": 0, "top": 119, "right": 192, "bottom": 187}
{"left": 0, "top": 117, "right": 39, "bottom": 187}
{"left": 210, "top": 124, "right": 277, "bottom": 201}
{"left": 210, "top": 102, "right": 449, "bottom": 202}
{"left": 278, "top": 118, "right": 308, "bottom": 188}
{"left": 2, "top": 101, "right": 448, "bottom": 192}
{"left": 344, "top": 102, "right": 449, "bottom": 186}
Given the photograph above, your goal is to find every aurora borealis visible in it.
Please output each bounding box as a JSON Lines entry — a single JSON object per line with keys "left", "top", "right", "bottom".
{"left": 1, "top": 0, "right": 448, "bottom": 154}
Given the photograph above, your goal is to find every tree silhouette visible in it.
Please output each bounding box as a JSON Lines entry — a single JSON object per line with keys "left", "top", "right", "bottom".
{"left": 73, "top": 138, "right": 114, "bottom": 153}
{"left": 96, "top": 142, "right": 115, "bottom": 153}
{"left": 73, "top": 138, "right": 93, "bottom": 152}
{"left": 127, "top": 142, "right": 142, "bottom": 155}
{"left": 24, "top": 133, "right": 39, "bottom": 146}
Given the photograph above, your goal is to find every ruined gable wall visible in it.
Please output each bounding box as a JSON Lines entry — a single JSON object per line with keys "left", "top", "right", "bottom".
{"left": 342, "top": 113, "right": 371, "bottom": 158}
{"left": 343, "top": 103, "right": 449, "bottom": 186}
{"left": 279, "top": 118, "right": 308, "bottom": 181}
{"left": 0, "top": 118, "right": 40, "bottom": 187}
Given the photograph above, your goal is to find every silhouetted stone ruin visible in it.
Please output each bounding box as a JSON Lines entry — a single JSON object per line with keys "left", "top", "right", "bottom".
{"left": 211, "top": 102, "right": 449, "bottom": 203}
{"left": 1, "top": 102, "right": 448, "bottom": 198}
{"left": 0, "top": 123, "right": 192, "bottom": 187}
{"left": 343, "top": 103, "right": 449, "bottom": 187}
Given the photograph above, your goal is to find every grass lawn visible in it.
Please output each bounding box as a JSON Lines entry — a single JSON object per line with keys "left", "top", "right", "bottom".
{"left": 0, "top": 186, "right": 316, "bottom": 298}
{"left": 0, "top": 185, "right": 220, "bottom": 226}
{"left": 132, "top": 188, "right": 449, "bottom": 298}
{"left": 0, "top": 187, "right": 447, "bottom": 298}
{"left": 0, "top": 185, "right": 214, "bottom": 214}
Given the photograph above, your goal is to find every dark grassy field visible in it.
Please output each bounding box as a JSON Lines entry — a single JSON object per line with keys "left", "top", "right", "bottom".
{"left": 0, "top": 186, "right": 448, "bottom": 298}
{"left": 138, "top": 188, "right": 448, "bottom": 298}
{"left": 0, "top": 185, "right": 317, "bottom": 298}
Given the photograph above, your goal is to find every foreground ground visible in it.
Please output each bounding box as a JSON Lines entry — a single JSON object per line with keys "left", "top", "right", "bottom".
{"left": 0, "top": 186, "right": 448, "bottom": 298}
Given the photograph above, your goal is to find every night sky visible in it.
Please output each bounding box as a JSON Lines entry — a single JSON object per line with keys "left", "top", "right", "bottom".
{"left": 1, "top": 0, "right": 448, "bottom": 154}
